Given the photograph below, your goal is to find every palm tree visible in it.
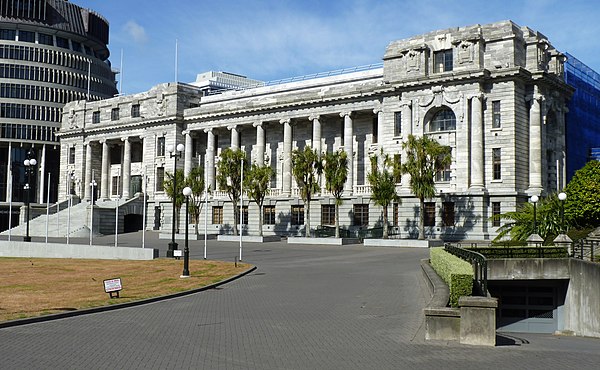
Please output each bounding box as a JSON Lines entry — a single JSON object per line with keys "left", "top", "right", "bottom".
{"left": 184, "top": 166, "right": 206, "bottom": 236}
{"left": 216, "top": 148, "right": 247, "bottom": 236}
{"left": 244, "top": 162, "right": 274, "bottom": 236}
{"left": 291, "top": 145, "right": 322, "bottom": 237}
{"left": 164, "top": 169, "right": 185, "bottom": 233}
{"left": 323, "top": 150, "right": 348, "bottom": 238}
{"left": 401, "top": 134, "right": 451, "bottom": 240}
{"left": 368, "top": 150, "right": 399, "bottom": 239}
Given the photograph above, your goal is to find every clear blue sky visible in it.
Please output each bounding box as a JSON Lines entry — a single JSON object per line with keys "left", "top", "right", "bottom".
{"left": 74, "top": 0, "right": 600, "bottom": 95}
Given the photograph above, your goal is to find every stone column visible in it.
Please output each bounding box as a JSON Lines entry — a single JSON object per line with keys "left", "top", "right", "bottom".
{"left": 253, "top": 121, "right": 265, "bottom": 165}
{"left": 121, "top": 137, "right": 131, "bottom": 199}
{"left": 229, "top": 125, "right": 239, "bottom": 150}
{"left": 310, "top": 114, "right": 322, "bottom": 155}
{"left": 184, "top": 132, "right": 193, "bottom": 177}
{"left": 342, "top": 112, "right": 354, "bottom": 194}
{"left": 84, "top": 142, "right": 92, "bottom": 200}
{"left": 38, "top": 143, "right": 46, "bottom": 203}
{"left": 281, "top": 118, "right": 292, "bottom": 196}
{"left": 470, "top": 94, "right": 484, "bottom": 190}
{"left": 401, "top": 101, "right": 413, "bottom": 188}
{"left": 528, "top": 95, "right": 543, "bottom": 192}
{"left": 205, "top": 128, "right": 215, "bottom": 191}
{"left": 100, "top": 139, "right": 109, "bottom": 200}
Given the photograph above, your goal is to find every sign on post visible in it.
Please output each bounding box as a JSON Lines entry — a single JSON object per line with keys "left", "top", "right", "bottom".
{"left": 103, "top": 278, "right": 122, "bottom": 298}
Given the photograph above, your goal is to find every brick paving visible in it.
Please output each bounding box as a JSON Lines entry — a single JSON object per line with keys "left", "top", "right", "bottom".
{"left": 1, "top": 232, "right": 599, "bottom": 369}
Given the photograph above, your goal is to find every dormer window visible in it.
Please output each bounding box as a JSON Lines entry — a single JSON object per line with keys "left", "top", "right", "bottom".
{"left": 434, "top": 49, "right": 453, "bottom": 73}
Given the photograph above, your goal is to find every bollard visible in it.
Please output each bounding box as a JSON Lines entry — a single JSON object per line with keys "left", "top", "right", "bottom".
{"left": 235, "top": 256, "right": 238, "bottom": 268}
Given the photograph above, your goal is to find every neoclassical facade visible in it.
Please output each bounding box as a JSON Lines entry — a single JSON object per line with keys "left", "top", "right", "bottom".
{"left": 58, "top": 21, "right": 573, "bottom": 240}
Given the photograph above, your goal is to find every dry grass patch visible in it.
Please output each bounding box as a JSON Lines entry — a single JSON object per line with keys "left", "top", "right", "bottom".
{"left": 0, "top": 258, "right": 251, "bottom": 322}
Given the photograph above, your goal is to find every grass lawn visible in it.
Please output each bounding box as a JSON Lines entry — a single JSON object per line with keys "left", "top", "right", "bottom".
{"left": 0, "top": 257, "right": 251, "bottom": 322}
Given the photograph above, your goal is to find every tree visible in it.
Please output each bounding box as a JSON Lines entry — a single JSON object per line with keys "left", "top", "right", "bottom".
{"left": 184, "top": 166, "right": 206, "bottom": 236}
{"left": 323, "top": 150, "right": 348, "bottom": 238}
{"left": 216, "top": 148, "right": 247, "bottom": 236}
{"left": 401, "top": 134, "right": 451, "bottom": 240}
{"left": 164, "top": 169, "right": 185, "bottom": 233}
{"left": 292, "top": 145, "right": 322, "bottom": 237}
{"left": 564, "top": 160, "right": 600, "bottom": 228}
{"left": 368, "top": 150, "right": 399, "bottom": 239}
{"left": 244, "top": 162, "right": 274, "bottom": 236}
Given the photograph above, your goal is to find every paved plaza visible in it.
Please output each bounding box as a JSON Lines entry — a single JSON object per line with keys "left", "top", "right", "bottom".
{"left": 1, "top": 232, "right": 599, "bottom": 369}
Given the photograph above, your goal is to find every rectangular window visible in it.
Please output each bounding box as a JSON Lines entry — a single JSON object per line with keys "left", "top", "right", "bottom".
{"left": 111, "top": 107, "right": 119, "bottom": 121}
{"left": 424, "top": 202, "right": 436, "bottom": 227}
{"left": 55, "top": 36, "right": 69, "bottom": 49}
{"left": 68, "top": 147, "right": 75, "bottom": 164}
{"left": 436, "top": 161, "right": 451, "bottom": 182}
{"left": 492, "top": 202, "right": 501, "bottom": 227}
{"left": 212, "top": 206, "right": 223, "bottom": 224}
{"left": 263, "top": 205, "right": 276, "bottom": 225}
{"left": 492, "top": 100, "right": 501, "bottom": 128}
{"left": 393, "top": 203, "right": 399, "bottom": 227}
{"left": 353, "top": 204, "right": 369, "bottom": 226}
{"left": 442, "top": 202, "right": 455, "bottom": 227}
{"left": 235, "top": 206, "right": 249, "bottom": 225}
{"left": 321, "top": 204, "right": 335, "bottom": 226}
{"left": 157, "top": 137, "right": 165, "bottom": 156}
{"left": 0, "top": 29, "right": 16, "bottom": 41}
{"left": 131, "top": 104, "right": 140, "bottom": 118}
{"left": 434, "top": 49, "right": 453, "bottom": 73}
{"left": 111, "top": 176, "right": 120, "bottom": 196}
{"left": 492, "top": 148, "right": 502, "bottom": 180}
{"left": 71, "top": 41, "right": 82, "bottom": 53}
{"left": 18, "top": 30, "right": 35, "bottom": 43}
{"left": 156, "top": 167, "right": 165, "bottom": 191}
{"left": 92, "top": 111, "right": 100, "bottom": 124}
{"left": 394, "top": 111, "right": 402, "bottom": 136}
{"left": 291, "top": 205, "right": 304, "bottom": 225}
{"left": 372, "top": 116, "right": 378, "bottom": 144}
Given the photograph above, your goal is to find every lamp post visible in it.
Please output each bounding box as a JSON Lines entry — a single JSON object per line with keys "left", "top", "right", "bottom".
{"left": 182, "top": 186, "right": 192, "bottom": 278}
{"left": 531, "top": 195, "right": 539, "bottom": 234}
{"left": 167, "top": 143, "right": 185, "bottom": 258}
{"left": 558, "top": 192, "right": 567, "bottom": 233}
{"left": 23, "top": 156, "right": 37, "bottom": 242}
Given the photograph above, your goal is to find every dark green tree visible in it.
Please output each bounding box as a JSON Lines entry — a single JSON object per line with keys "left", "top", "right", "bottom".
{"left": 164, "top": 169, "right": 185, "bottom": 232}
{"left": 292, "top": 145, "right": 322, "bottom": 237}
{"left": 323, "top": 150, "right": 348, "bottom": 238}
{"left": 184, "top": 166, "right": 206, "bottom": 236}
{"left": 401, "top": 134, "right": 452, "bottom": 240}
{"left": 244, "top": 162, "right": 274, "bottom": 236}
{"left": 216, "top": 148, "right": 247, "bottom": 236}
{"left": 564, "top": 160, "right": 600, "bottom": 228}
{"left": 368, "top": 150, "right": 399, "bottom": 239}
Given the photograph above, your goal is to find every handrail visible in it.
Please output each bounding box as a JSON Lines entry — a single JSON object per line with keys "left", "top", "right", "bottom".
{"left": 444, "top": 243, "right": 488, "bottom": 297}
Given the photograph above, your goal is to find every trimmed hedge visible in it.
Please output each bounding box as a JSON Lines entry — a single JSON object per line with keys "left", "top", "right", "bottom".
{"left": 430, "top": 247, "right": 474, "bottom": 308}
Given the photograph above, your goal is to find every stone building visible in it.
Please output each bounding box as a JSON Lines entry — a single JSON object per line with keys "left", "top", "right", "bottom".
{"left": 57, "top": 21, "right": 573, "bottom": 241}
{"left": 0, "top": 0, "right": 118, "bottom": 230}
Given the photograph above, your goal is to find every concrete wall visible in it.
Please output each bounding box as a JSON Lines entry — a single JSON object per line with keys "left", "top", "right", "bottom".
{"left": 0, "top": 241, "right": 158, "bottom": 260}
{"left": 488, "top": 258, "right": 571, "bottom": 280}
{"left": 564, "top": 259, "right": 600, "bottom": 337}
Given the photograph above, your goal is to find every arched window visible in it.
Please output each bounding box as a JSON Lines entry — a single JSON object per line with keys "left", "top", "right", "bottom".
{"left": 428, "top": 108, "right": 456, "bottom": 132}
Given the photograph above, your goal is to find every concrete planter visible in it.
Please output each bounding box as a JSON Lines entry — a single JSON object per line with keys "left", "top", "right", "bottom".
{"left": 217, "top": 235, "right": 281, "bottom": 243}
{"left": 287, "top": 237, "right": 360, "bottom": 245}
{"left": 0, "top": 240, "right": 158, "bottom": 260}
{"left": 364, "top": 239, "right": 444, "bottom": 248}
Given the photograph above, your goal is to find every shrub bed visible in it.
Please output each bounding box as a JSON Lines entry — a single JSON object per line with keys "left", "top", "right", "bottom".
{"left": 430, "top": 247, "right": 473, "bottom": 308}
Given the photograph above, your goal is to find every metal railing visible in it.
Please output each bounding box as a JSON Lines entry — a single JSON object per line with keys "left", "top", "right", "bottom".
{"left": 444, "top": 243, "right": 488, "bottom": 297}
{"left": 572, "top": 239, "right": 598, "bottom": 261}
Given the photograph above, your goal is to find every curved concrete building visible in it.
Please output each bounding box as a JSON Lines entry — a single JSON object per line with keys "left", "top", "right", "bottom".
{"left": 0, "top": 0, "right": 117, "bottom": 230}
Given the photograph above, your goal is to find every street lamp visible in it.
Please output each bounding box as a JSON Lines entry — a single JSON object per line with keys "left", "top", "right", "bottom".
{"left": 23, "top": 156, "right": 37, "bottom": 242}
{"left": 167, "top": 142, "right": 185, "bottom": 258}
{"left": 531, "top": 195, "right": 539, "bottom": 234}
{"left": 558, "top": 192, "right": 567, "bottom": 233}
{"left": 182, "top": 186, "right": 192, "bottom": 278}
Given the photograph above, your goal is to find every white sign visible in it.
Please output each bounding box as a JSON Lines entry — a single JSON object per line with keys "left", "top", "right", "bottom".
{"left": 103, "top": 278, "right": 122, "bottom": 293}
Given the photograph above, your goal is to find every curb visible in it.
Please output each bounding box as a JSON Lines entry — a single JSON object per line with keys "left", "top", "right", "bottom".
{"left": 0, "top": 265, "right": 257, "bottom": 329}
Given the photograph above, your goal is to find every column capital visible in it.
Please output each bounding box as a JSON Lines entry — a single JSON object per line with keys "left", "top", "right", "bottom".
{"left": 121, "top": 136, "right": 130, "bottom": 142}
{"left": 308, "top": 114, "right": 320, "bottom": 121}
{"left": 372, "top": 108, "right": 382, "bottom": 115}
{"left": 400, "top": 99, "right": 412, "bottom": 108}
{"left": 203, "top": 127, "right": 213, "bottom": 134}
{"left": 227, "top": 124, "right": 238, "bottom": 131}
{"left": 340, "top": 111, "right": 353, "bottom": 118}
{"left": 280, "top": 118, "right": 291, "bottom": 125}
{"left": 99, "top": 138, "right": 107, "bottom": 144}
{"left": 252, "top": 121, "right": 263, "bottom": 128}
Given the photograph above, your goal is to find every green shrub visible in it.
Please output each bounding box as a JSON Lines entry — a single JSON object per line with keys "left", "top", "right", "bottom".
{"left": 430, "top": 248, "right": 474, "bottom": 308}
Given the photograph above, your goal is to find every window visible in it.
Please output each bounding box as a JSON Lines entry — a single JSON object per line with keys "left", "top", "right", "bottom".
{"left": 111, "top": 176, "right": 120, "bottom": 196}
{"left": 111, "top": 107, "right": 119, "bottom": 121}
{"left": 55, "top": 36, "right": 69, "bottom": 49}
{"left": 68, "top": 147, "right": 75, "bottom": 164}
{"left": 492, "top": 148, "right": 501, "bottom": 180}
{"left": 442, "top": 202, "right": 455, "bottom": 227}
{"left": 492, "top": 100, "right": 501, "bottom": 128}
{"left": 353, "top": 204, "right": 369, "bottom": 226}
{"left": 434, "top": 49, "right": 453, "bottom": 73}
{"left": 429, "top": 108, "right": 456, "bottom": 132}
{"left": 157, "top": 137, "right": 165, "bottom": 156}
{"left": 0, "top": 29, "right": 16, "bottom": 40}
{"left": 131, "top": 104, "right": 140, "bottom": 118}
{"left": 264, "top": 205, "right": 276, "bottom": 225}
{"left": 321, "top": 205, "right": 335, "bottom": 226}
{"left": 291, "top": 205, "right": 304, "bottom": 225}
{"left": 393, "top": 154, "right": 402, "bottom": 183}
{"left": 394, "top": 111, "right": 402, "bottom": 136}
{"left": 235, "top": 206, "right": 249, "bottom": 225}
{"left": 38, "top": 33, "right": 53, "bottom": 46}
{"left": 18, "top": 30, "right": 35, "bottom": 43}
{"left": 372, "top": 116, "right": 378, "bottom": 144}
{"left": 71, "top": 41, "right": 82, "bottom": 52}
{"left": 393, "top": 203, "right": 399, "bottom": 227}
{"left": 492, "top": 202, "right": 501, "bottom": 227}
{"left": 436, "top": 157, "right": 451, "bottom": 182}
{"left": 92, "top": 111, "right": 100, "bottom": 124}
{"left": 212, "top": 206, "right": 223, "bottom": 224}
{"left": 156, "top": 167, "right": 165, "bottom": 191}
{"left": 424, "top": 202, "right": 436, "bottom": 227}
